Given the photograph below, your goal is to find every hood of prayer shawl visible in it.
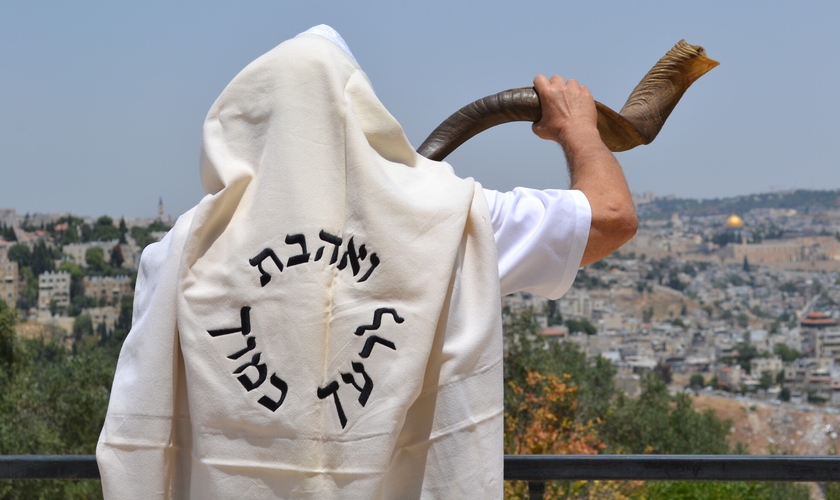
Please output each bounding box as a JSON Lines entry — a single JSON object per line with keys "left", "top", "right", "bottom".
{"left": 169, "top": 29, "right": 504, "bottom": 497}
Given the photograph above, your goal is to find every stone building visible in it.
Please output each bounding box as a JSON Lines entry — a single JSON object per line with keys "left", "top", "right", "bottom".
{"left": 750, "top": 356, "right": 783, "bottom": 379}
{"left": 0, "top": 256, "right": 18, "bottom": 306}
{"left": 560, "top": 288, "right": 592, "bottom": 320}
{"left": 84, "top": 306, "right": 119, "bottom": 335}
{"left": 38, "top": 271, "right": 70, "bottom": 311}
{"left": 800, "top": 312, "right": 840, "bottom": 358}
{"left": 83, "top": 275, "right": 133, "bottom": 305}
{"left": 717, "top": 365, "right": 742, "bottom": 391}
{"left": 63, "top": 241, "right": 119, "bottom": 267}
{"left": 721, "top": 236, "right": 840, "bottom": 265}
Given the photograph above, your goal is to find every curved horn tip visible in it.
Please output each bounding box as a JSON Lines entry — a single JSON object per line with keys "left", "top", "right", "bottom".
{"left": 678, "top": 39, "right": 721, "bottom": 67}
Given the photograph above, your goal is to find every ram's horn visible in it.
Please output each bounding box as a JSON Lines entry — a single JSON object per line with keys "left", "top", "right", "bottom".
{"left": 416, "top": 40, "right": 719, "bottom": 161}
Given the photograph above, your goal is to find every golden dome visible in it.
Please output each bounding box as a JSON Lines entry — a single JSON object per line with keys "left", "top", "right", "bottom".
{"left": 725, "top": 214, "right": 744, "bottom": 229}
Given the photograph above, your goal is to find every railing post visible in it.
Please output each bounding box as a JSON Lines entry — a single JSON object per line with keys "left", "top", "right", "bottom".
{"left": 528, "top": 480, "right": 545, "bottom": 499}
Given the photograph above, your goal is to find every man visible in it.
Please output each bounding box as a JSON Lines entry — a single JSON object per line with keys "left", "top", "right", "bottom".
{"left": 487, "top": 71, "right": 637, "bottom": 300}
{"left": 97, "top": 26, "right": 635, "bottom": 499}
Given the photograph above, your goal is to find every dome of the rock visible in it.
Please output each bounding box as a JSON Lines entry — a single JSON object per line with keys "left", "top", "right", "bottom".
{"left": 724, "top": 214, "right": 744, "bottom": 229}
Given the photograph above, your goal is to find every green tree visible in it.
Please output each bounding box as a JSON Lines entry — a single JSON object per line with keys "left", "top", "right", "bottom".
{"left": 60, "top": 224, "right": 80, "bottom": 245}
{"left": 689, "top": 373, "right": 705, "bottom": 389}
{"left": 667, "top": 271, "right": 686, "bottom": 291}
{"left": 7, "top": 244, "right": 31, "bottom": 268}
{"left": 759, "top": 372, "right": 773, "bottom": 390}
{"left": 654, "top": 360, "right": 672, "bottom": 384}
{"left": 92, "top": 216, "right": 120, "bottom": 242}
{"left": 644, "top": 481, "right": 809, "bottom": 500}
{"left": 129, "top": 220, "right": 172, "bottom": 250}
{"left": 643, "top": 305, "right": 654, "bottom": 323}
{"left": 774, "top": 343, "right": 800, "bottom": 362}
{"left": 731, "top": 342, "right": 761, "bottom": 373}
{"left": 504, "top": 309, "right": 615, "bottom": 424}
{"left": 118, "top": 218, "right": 128, "bottom": 244}
{"left": 58, "top": 261, "right": 85, "bottom": 299}
{"left": 780, "top": 387, "right": 791, "bottom": 402}
{"left": 504, "top": 309, "right": 737, "bottom": 460}
{"left": 545, "top": 299, "right": 562, "bottom": 326}
{"left": 0, "top": 300, "right": 15, "bottom": 379}
{"left": 110, "top": 244, "right": 124, "bottom": 269}
{"left": 16, "top": 267, "right": 38, "bottom": 312}
{"left": 85, "top": 247, "right": 109, "bottom": 274}
{"left": 825, "top": 480, "right": 840, "bottom": 500}
{"left": 72, "top": 314, "right": 93, "bottom": 340}
{"left": 30, "top": 240, "right": 57, "bottom": 276}
{"left": 564, "top": 318, "right": 597, "bottom": 335}
{"left": 0, "top": 223, "right": 16, "bottom": 242}
{"left": 600, "top": 374, "right": 732, "bottom": 455}
{"left": 0, "top": 307, "right": 115, "bottom": 498}
{"left": 69, "top": 294, "right": 97, "bottom": 317}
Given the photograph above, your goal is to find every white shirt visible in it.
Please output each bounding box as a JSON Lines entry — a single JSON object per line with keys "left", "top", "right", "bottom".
{"left": 483, "top": 187, "right": 590, "bottom": 299}
{"left": 302, "top": 24, "right": 592, "bottom": 301}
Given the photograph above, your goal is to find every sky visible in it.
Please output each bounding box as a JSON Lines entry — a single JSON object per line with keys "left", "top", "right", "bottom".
{"left": 2, "top": 1, "right": 839, "bottom": 220}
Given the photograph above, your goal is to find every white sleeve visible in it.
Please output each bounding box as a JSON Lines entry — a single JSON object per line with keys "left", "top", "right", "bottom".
{"left": 483, "top": 187, "right": 591, "bottom": 299}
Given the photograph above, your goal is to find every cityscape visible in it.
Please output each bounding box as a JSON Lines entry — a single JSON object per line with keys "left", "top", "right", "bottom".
{"left": 509, "top": 189, "right": 840, "bottom": 456}
{"left": 5, "top": 189, "right": 840, "bottom": 459}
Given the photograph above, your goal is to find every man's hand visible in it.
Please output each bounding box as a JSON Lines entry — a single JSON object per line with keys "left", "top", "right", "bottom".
{"left": 532, "top": 74, "right": 598, "bottom": 149}
{"left": 533, "top": 74, "right": 638, "bottom": 267}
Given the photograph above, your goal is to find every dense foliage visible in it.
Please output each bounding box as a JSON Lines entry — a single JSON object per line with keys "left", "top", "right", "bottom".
{"left": 502, "top": 308, "right": 811, "bottom": 499}
{"left": 0, "top": 299, "right": 122, "bottom": 499}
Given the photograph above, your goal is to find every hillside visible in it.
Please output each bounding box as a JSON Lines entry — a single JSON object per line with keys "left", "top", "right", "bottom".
{"left": 639, "top": 189, "right": 840, "bottom": 220}
{"left": 693, "top": 393, "right": 840, "bottom": 455}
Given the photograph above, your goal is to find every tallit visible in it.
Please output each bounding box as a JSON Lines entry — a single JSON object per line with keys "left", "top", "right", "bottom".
{"left": 97, "top": 29, "right": 504, "bottom": 499}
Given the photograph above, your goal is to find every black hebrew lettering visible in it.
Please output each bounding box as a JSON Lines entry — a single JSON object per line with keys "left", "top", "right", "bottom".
{"left": 338, "top": 237, "right": 362, "bottom": 275}
{"left": 234, "top": 352, "right": 267, "bottom": 391}
{"left": 359, "top": 335, "right": 396, "bottom": 359}
{"left": 340, "top": 361, "right": 373, "bottom": 407}
{"left": 338, "top": 237, "right": 380, "bottom": 283}
{"left": 354, "top": 307, "right": 405, "bottom": 336}
{"left": 285, "top": 234, "right": 311, "bottom": 267}
{"left": 227, "top": 336, "right": 256, "bottom": 360}
{"left": 314, "top": 230, "right": 343, "bottom": 264}
{"left": 207, "top": 306, "right": 292, "bottom": 413}
{"left": 208, "top": 306, "right": 252, "bottom": 337}
{"left": 317, "top": 380, "right": 348, "bottom": 429}
{"left": 249, "top": 249, "right": 284, "bottom": 286}
{"left": 258, "top": 373, "right": 289, "bottom": 412}
{"left": 357, "top": 253, "right": 379, "bottom": 283}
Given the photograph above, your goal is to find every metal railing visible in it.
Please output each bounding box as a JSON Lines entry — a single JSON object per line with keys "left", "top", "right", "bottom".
{"left": 4, "top": 454, "right": 840, "bottom": 498}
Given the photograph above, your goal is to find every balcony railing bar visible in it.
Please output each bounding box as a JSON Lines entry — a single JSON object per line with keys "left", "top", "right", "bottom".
{"left": 2, "top": 455, "right": 99, "bottom": 480}
{"left": 3, "top": 454, "right": 840, "bottom": 482}
{"left": 504, "top": 454, "right": 840, "bottom": 482}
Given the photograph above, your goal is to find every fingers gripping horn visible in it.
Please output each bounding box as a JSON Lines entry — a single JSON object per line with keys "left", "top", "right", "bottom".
{"left": 416, "top": 40, "right": 719, "bottom": 161}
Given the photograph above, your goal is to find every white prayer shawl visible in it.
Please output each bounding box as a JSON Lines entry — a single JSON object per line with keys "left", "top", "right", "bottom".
{"left": 97, "top": 32, "right": 503, "bottom": 499}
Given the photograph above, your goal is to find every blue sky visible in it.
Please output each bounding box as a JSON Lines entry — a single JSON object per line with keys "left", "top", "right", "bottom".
{"left": 2, "top": 1, "right": 839, "bottom": 219}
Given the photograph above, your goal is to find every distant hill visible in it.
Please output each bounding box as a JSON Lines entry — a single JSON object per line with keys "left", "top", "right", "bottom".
{"left": 638, "top": 189, "right": 840, "bottom": 219}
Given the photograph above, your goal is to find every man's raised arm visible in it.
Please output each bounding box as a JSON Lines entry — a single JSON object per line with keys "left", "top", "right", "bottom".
{"left": 532, "top": 74, "right": 638, "bottom": 267}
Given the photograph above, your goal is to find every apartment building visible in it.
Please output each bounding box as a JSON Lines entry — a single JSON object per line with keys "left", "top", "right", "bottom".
{"left": 38, "top": 271, "right": 70, "bottom": 311}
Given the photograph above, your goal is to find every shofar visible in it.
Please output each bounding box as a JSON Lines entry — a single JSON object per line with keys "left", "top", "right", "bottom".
{"left": 416, "top": 40, "right": 719, "bottom": 161}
